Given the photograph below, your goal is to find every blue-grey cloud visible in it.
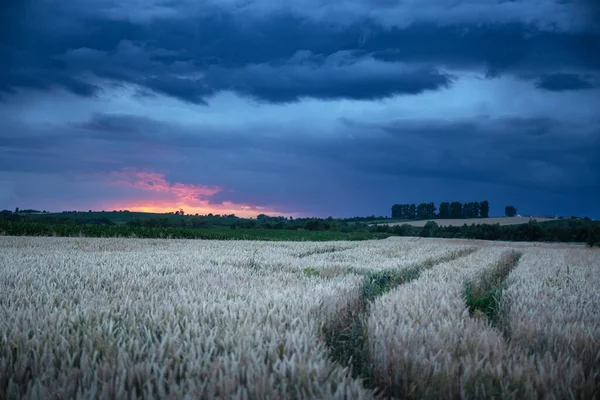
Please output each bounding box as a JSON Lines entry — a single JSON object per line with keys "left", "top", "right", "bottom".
{"left": 535, "top": 73, "right": 596, "bottom": 91}
{"left": 2, "top": 0, "right": 600, "bottom": 218}
{"left": 2, "top": 111, "right": 599, "bottom": 215}
{"left": 206, "top": 52, "right": 454, "bottom": 102}
{"left": 1, "top": 0, "right": 600, "bottom": 104}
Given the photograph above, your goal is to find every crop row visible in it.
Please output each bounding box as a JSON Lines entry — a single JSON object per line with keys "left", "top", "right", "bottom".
{"left": 1, "top": 237, "right": 598, "bottom": 399}
{"left": 366, "top": 246, "right": 600, "bottom": 398}
{"left": 502, "top": 248, "right": 600, "bottom": 392}
{"left": 0, "top": 237, "right": 469, "bottom": 399}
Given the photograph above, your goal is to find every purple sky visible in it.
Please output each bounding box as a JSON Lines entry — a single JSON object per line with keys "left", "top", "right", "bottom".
{"left": 1, "top": 0, "right": 599, "bottom": 218}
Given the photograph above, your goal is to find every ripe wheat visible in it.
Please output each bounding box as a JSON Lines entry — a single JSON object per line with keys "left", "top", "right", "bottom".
{"left": 0, "top": 236, "right": 458, "bottom": 399}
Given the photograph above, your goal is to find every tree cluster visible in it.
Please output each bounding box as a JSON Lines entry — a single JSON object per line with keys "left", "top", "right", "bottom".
{"left": 3, "top": 209, "right": 599, "bottom": 246}
{"left": 13, "top": 208, "right": 47, "bottom": 214}
{"left": 341, "top": 215, "right": 389, "bottom": 222}
{"left": 391, "top": 203, "right": 436, "bottom": 219}
{"left": 392, "top": 200, "right": 489, "bottom": 219}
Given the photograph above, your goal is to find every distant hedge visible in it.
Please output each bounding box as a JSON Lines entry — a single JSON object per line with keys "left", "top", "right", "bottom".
{"left": 0, "top": 221, "right": 389, "bottom": 242}
{"left": 372, "top": 219, "right": 600, "bottom": 246}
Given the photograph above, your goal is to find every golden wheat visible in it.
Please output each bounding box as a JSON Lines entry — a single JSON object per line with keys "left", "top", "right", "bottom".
{"left": 501, "top": 247, "right": 600, "bottom": 394}
{"left": 0, "top": 236, "right": 461, "bottom": 399}
{"left": 1, "top": 237, "right": 597, "bottom": 399}
{"left": 367, "top": 245, "right": 600, "bottom": 399}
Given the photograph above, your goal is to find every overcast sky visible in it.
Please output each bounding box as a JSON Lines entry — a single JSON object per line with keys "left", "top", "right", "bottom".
{"left": 1, "top": 0, "right": 599, "bottom": 218}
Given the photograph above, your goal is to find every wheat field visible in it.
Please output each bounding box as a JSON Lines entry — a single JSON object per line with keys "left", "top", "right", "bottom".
{"left": 1, "top": 236, "right": 598, "bottom": 399}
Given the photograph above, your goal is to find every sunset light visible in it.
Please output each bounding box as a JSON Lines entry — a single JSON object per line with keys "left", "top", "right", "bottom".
{"left": 105, "top": 168, "right": 300, "bottom": 218}
{"left": 2, "top": 0, "right": 600, "bottom": 397}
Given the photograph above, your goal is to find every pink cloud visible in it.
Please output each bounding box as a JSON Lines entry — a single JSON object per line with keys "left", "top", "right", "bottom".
{"left": 105, "top": 168, "right": 301, "bottom": 218}
{"left": 109, "top": 168, "right": 221, "bottom": 201}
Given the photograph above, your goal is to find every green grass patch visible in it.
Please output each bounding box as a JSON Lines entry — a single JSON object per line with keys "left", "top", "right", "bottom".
{"left": 361, "top": 247, "right": 478, "bottom": 305}
{"left": 322, "top": 247, "right": 479, "bottom": 391}
{"left": 464, "top": 250, "right": 522, "bottom": 325}
{"left": 296, "top": 245, "right": 346, "bottom": 258}
{"left": 302, "top": 267, "right": 320, "bottom": 278}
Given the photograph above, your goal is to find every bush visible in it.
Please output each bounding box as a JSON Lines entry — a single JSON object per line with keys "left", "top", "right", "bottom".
{"left": 419, "top": 221, "right": 439, "bottom": 237}
{"left": 586, "top": 227, "right": 600, "bottom": 248}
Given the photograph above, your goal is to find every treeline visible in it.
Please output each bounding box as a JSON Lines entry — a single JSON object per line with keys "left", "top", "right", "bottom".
{"left": 2, "top": 216, "right": 599, "bottom": 246}
{"left": 0, "top": 220, "right": 386, "bottom": 242}
{"left": 373, "top": 220, "right": 600, "bottom": 247}
{"left": 340, "top": 215, "right": 390, "bottom": 222}
{"left": 1, "top": 211, "right": 376, "bottom": 233}
{"left": 391, "top": 203, "right": 437, "bottom": 219}
{"left": 130, "top": 217, "right": 345, "bottom": 232}
{"left": 392, "top": 201, "right": 490, "bottom": 219}
{"left": 1, "top": 210, "right": 116, "bottom": 226}
{"left": 231, "top": 217, "right": 364, "bottom": 232}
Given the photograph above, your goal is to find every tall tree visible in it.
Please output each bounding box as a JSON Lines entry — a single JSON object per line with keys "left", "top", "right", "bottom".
{"left": 428, "top": 202, "right": 437, "bottom": 219}
{"left": 473, "top": 202, "right": 480, "bottom": 218}
{"left": 505, "top": 205, "right": 517, "bottom": 217}
{"left": 409, "top": 204, "right": 417, "bottom": 219}
{"left": 417, "top": 203, "right": 428, "bottom": 219}
{"left": 480, "top": 200, "right": 489, "bottom": 218}
{"left": 439, "top": 202, "right": 450, "bottom": 219}
{"left": 450, "top": 202, "right": 463, "bottom": 218}
{"left": 402, "top": 204, "right": 410, "bottom": 219}
{"left": 462, "top": 202, "right": 472, "bottom": 218}
{"left": 392, "top": 204, "right": 402, "bottom": 219}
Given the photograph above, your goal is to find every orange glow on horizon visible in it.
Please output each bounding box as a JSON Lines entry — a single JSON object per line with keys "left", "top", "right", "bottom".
{"left": 105, "top": 168, "right": 301, "bottom": 218}
{"left": 106, "top": 201, "right": 301, "bottom": 218}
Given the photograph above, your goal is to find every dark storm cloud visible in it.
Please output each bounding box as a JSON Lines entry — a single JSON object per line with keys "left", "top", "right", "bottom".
{"left": 2, "top": 0, "right": 600, "bottom": 218}
{"left": 2, "top": 0, "right": 600, "bottom": 103}
{"left": 577, "top": 0, "right": 600, "bottom": 32}
{"left": 0, "top": 47, "right": 100, "bottom": 99}
{"left": 535, "top": 73, "right": 596, "bottom": 91}
{"left": 58, "top": 45, "right": 453, "bottom": 103}
{"left": 206, "top": 52, "right": 453, "bottom": 102}
{"left": 74, "top": 113, "right": 163, "bottom": 139}
{"left": 328, "top": 116, "right": 600, "bottom": 190}
{"left": 370, "top": 23, "right": 600, "bottom": 75}
{"left": 4, "top": 112, "right": 599, "bottom": 189}
{"left": 2, "top": 109, "right": 599, "bottom": 215}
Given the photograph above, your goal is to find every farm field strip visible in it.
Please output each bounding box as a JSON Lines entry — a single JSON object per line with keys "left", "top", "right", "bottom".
{"left": 321, "top": 246, "right": 480, "bottom": 390}
{"left": 367, "top": 247, "right": 516, "bottom": 398}
{"left": 0, "top": 236, "right": 468, "bottom": 399}
{"left": 288, "top": 239, "right": 476, "bottom": 275}
{"left": 0, "top": 238, "right": 371, "bottom": 399}
{"left": 0, "top": 236, "right": 464, "bottom": 275}
{"left": 1, "top": 237, "right": 598, "bottom": 399}
{"left": 501, "top": 248, "right": 600, "bottom": 384}
{"left": 367, "top": 246, "right": 600, "bottom": 399}
{"left": 463, "top": 250, "right": 522, "bottom": 323}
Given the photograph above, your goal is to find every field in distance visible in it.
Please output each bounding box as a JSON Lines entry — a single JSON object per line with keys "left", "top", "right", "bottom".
{"left": 380, "top": 216, "right": 556, "bottom": 227}
{"left": 1, "top": 236, "right": 598, "bottom": 399}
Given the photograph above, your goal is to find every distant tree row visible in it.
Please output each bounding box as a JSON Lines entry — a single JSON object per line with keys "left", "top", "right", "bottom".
{"left": 3, "top": 217, "right": 598, "bottom": 246}
{"left": 341, "top": 215, "right": 389, "bottom": 222}
{"left": 13, "top": 208, "right": 48, "bottom": 214}
{"left": 391, "top": 203, "right": 437, "bottom": 219}
{"left": 373, "top": 219, "right": 600, "bottom": 246}
{"left": 392, "top": 201, "right": 489, "bottom": 220}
